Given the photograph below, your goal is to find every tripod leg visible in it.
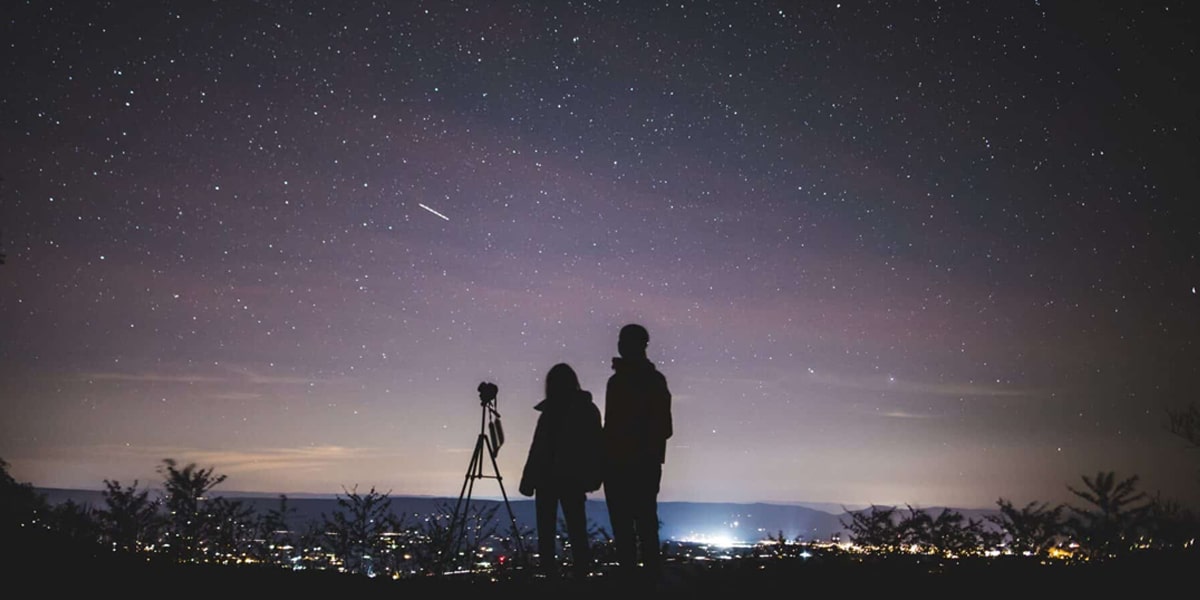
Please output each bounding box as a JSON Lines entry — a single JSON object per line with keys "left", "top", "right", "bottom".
{"left": 450, "top": 434, "right": 488, "bottom": 565}
{"left": 483, "top": 434, "right": 527, "bottom": 562}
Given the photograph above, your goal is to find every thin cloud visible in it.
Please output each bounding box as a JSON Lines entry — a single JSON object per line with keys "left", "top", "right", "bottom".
{"left": 82, "top": 372, "right": 228, "bottom": 384}
{"left": 879, "top": 410, "right": 942, "bottom": 419}
{"left": 67, "top": 444, "right": 380, "bottom": 474}
{"left": 223, "top": 365, "right": 322, "bottom": 385}
{"left": 80, "top": 363, "right": 337, "bottom": 387}
{"left": 805, "top": 370, "right": 1037, "bottom": 399}
{"left": 208, "top": 391, "right": 265, "bottom": 401}
{"left": 178, "top": 446, "right": 375, "bottom": 474}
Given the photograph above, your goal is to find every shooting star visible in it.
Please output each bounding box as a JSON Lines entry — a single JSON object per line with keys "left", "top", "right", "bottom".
{"left": 418, "top": 203, "right": 450, "bottom": 221}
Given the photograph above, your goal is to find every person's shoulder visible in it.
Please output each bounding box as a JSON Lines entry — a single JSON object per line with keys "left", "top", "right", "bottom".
{"left": 651, "top": 366, "right": 671, "bottom": 394}
{"left": 651, "top": 365, "right": 669, "bottom": 381}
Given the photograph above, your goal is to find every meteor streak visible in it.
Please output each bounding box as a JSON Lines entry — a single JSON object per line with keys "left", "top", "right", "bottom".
{"left": 418, "top": 203, "right": 450, "bottom": 221}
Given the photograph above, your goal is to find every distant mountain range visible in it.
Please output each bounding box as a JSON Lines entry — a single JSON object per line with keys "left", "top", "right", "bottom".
{"left": 36, "top": 487, "right": 1000, "bottom": 543}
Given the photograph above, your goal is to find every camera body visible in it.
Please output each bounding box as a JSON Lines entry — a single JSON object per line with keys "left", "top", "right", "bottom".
{"left": 477, "top": 381, "right": 504, "bottom": 453}
{"left": 477, "top": 381, "right": 499, "bottom": 405}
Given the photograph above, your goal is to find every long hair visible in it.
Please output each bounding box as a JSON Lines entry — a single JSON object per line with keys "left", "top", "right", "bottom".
{"left": 545, "top": 363, "right": 581, "bottom": 399}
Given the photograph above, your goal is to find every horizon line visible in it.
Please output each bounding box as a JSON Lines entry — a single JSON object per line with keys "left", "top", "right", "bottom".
{"left": 32, "top": 485, "right": 1010, "bottom": 512}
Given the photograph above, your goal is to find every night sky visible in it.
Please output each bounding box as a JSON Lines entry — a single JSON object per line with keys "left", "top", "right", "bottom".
{"left": 3, "top": 1, "right": 1198, "bottom": 510}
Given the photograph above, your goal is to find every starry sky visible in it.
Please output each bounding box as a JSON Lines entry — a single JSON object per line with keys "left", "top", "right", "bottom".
{"left": 2, "top": 1, "right": 1198, "bottom": 510}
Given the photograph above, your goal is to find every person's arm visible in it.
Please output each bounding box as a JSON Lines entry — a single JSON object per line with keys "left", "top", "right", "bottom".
{"left": 586, "top": 403, "right": 604, "bottom": 491}
{"left": 660, "top": 374, "right": 673, "bottom": 441}
{"left": 603, "top": 377, "right": 616, "bottom": 427}
{"left": 520, "top": 415, "right": 546, "bottom": 497}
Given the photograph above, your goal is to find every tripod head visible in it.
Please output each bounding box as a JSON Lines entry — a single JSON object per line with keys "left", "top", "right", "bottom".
{"left": 477, "top": 381, "right": 499, "bottom": 408}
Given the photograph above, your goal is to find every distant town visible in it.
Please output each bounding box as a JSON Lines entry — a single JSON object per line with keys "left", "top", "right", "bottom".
{"left": 6, "top": 458, "right": 1195, "bottom": 582}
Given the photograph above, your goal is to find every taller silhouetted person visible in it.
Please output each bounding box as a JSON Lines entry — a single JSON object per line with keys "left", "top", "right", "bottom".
{"left": 603, "top": 323, "right": 673, "bottom": 583}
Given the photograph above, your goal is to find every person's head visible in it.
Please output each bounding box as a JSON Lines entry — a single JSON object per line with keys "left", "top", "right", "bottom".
{"left": 618, "top": 323, "right": 650, "bottom": 359}
{"left": 545, "top": 363, "right": 581, "bottom": 399}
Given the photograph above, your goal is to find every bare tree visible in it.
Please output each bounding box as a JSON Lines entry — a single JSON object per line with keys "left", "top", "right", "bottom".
{"left": 1065, "top": 471, "right": 1150, "bottom": 559}
{"left": 901, "top": 506, "right": 987, "bottom": 557}
{"left": 987, "top": 498, "right": 1065, "bottom": 557}
{"left": 410, "top": 502, "right": 457, "bottom": 576}
{"left": 252, "top": 494, "right": 299, "bottom": 566}
{"left": 418, "top": 501, "right": 505, "bottom": 575}
{"left": 1, "top": 457, "right": 48, "bottom": 531}
{"left": 49, "top": 499, "right": 103, "bottom": 550}
{"left": 1167, "top": 403, "right": 1200, "bottom": 484}
{"left": 205, "top": 495, "right": 257, "bottom": 561}
{"left": 318, "top": 485, "right": 407, "bottom": 577}
{"left": 455, "top": 502, "right": 502, "bottom": 570}
{"left": 1143, "top": 493, "right": 1200, "bottom": 552}
{"left": 840, "top": 505, "right": 904, "bottom": 554}
{"left": 97, "top": 479, "right": 161, "bottom": 553}
{"left": 157, "top": 458, "right": 229, "bottom": 561}
{"left": 1167, "top": 403, "right": 1200, "bottom": 449}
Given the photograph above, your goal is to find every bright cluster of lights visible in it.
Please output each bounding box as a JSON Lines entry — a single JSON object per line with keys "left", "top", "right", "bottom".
{"left": 677, "top": 532, "right": 744, "bottom": 548}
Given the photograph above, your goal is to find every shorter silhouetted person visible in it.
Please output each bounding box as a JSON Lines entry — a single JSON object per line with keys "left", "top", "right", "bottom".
{"left": 603, "top": 323, "right": 673, "bottom": 582}
{"left": 519, "top": 363, "right": 603, "bottom": 579}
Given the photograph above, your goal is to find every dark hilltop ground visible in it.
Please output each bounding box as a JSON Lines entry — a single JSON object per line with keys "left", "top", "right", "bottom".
{"left": 33, "top": 554, "right": 1195, "bottom": 599}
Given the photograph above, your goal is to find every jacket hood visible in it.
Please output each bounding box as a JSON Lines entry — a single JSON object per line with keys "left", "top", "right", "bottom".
{"left": 534, "top": 389, "right": 593, "bottom": 411}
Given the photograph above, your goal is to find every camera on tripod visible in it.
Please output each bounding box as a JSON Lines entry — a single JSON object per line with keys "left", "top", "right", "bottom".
{"left": 476, "top": 381, "right": 504, "bottom": 453}
{"left": 477, "top": 381, "right": 499, "bottom": 406}
{"left": 447, "top": 380, "right": 525, "bottom": 563}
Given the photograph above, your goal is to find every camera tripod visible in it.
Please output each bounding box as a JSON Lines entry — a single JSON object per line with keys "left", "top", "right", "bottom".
{"left": 447, "top": 382, "right": 526, "bottom": 567}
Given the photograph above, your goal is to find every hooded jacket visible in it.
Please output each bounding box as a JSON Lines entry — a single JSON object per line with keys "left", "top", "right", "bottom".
{"left": 519, "top": 389, "right": 604, "bottom": 495}
{"left": 603, "top": 357, "right": 673, "bottom": 468}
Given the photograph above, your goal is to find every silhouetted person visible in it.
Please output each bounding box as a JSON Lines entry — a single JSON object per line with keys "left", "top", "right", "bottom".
{"left": 519, "top": 363, "right": 603, "bottom": 579}
{"left": 603, "top": 323, "right": 673, "bottom": 582}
